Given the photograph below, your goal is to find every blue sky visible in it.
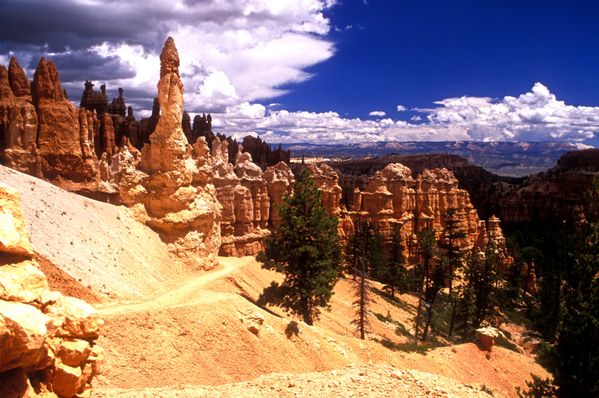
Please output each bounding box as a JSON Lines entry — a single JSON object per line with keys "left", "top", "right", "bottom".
{"left": 281, "top": 1, "right": 599, "bottom": 115}
{"left": 1, "top": 0, "right": 599, "bottom": 145}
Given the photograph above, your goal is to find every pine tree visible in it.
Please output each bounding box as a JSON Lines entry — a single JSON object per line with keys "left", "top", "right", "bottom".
{"left": 258, "top": 168, "right": 341, "bottom": 325}
{"left": 352, "top": 256, "right": 371, "bottom": 340}
{"left": 459, "top": 242, "right": 501, "bottom": 334}
{"left": 383, "top": 222, "right": 408, "bottom": 298}
{"left": 552, "top": 179, "right": 599, "bottom": 397}
{"left": 414, "top": 227, "right": 436, "bottom": 343}
{"left": 440, "top": 208, "right": 466, "bottom": 337}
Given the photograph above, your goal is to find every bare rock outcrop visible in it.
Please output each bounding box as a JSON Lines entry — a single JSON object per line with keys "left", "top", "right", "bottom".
{"left": 33, "top": 58, "right": 101, "bottom": 189}
{"left": 0, "top": 182, "right": 103, "bottom": 397}
{"left": 263, "top": 161, "right": 295, "bottom": 226}
{"left": 475, "top": 327, "right": 499, "bottom": 351}
{"left": 8, "top": 57, "right": 31, "bottom": 97}
{"left": 351, "top": 164, "right": 485, "bottom": 255}
{"left": 0, "top": 57, "right": 107, "bottom": 197}
{"left": 0, "top": 63, "right": 40, "bottom": 176}
{"left": 306, "top": 163, "right": 343, "bottom": 216}
{"left": 116, "top": 37, "right": 221, "bottom": 269}
{"left": 307, "top": 162, "right": 507, "bottom": 260}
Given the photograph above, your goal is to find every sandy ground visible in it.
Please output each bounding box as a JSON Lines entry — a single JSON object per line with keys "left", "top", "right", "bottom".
{"left": 95, "top": 257, "right": 549, "bottom": 398}
{"left": 96, "top": 364, "right": 500, "bottom": 398}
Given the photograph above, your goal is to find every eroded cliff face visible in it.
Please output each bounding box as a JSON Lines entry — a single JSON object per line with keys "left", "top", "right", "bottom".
{"left": 307, "top": 162, "right": 507, "bottom": 260}
{"left": 213, "top": 136, "right": 295, "bottom": 256}
{"left": 493, "top": 149, "right": 599, "bottom": 223}
{"left": 0, "top": 57, "right": 110, "bottom": 198}
{"left": 0, "top": 183, "right": 103, "bottom": 398}
{"left": 114, "top": 37, "right": 222, "bottom": 270}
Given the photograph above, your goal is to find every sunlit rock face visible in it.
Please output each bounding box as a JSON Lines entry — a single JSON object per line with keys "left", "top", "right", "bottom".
{"left": 116, "top": 37, "right": 222, "bottom": 270}
{"left": 0, "top": 56, "right": 108, "bottom": 197}
{"left": 307, "top": 162, "right": 508, "bottom": 261}
{"left": 0, "top": 183, "right": 103, "bottom": 398}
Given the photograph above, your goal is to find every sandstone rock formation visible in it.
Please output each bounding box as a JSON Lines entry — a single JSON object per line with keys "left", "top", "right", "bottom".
{"left": 493, "top": 148, "right": 599, "bottom": 223}
{"left": 0, "top": 182, "right": 103, "bottom": 397}
{"left": 306, "top": 163, "right": 344, "bottom": 216}
{"left": 115, "top": 37, "right": 221, "bottom": 269}
{"left": 1, "top": 39, "right": 508, "bottom": 267}
{"left": 8, "top": 57, "right": 30, "bottom": 97}
{"left": 307, "top": 162, "right": 507, "bottom": 260}
{"left": 0, "top": 57, "right": 109, "bottom": 198}
{"left": 263, "top": 161, "right": 295, "bottom": 227}
{"left": 0, "top": 61, "right": 40, "bottom": 177}
{"left": 33, "top": 58, "right": 101, "bottom": 190}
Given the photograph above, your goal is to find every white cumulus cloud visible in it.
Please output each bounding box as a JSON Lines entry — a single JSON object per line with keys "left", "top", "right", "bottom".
{"left": 369, "top": 110, "right": 386, "bottom": 117}
{"left": 208, "top": 83, "right": 599, "bottom": 145}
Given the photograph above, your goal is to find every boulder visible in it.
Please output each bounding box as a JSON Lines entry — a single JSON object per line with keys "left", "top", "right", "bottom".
{"left": 0, "top": 300, "right": 49, "bottom": 373}
{"left": 0, "top": 183, "right": 34, "bottom": 257}
{"left": 0, "top": 260, "right": 49, "bottom": 303}
{"left": 52, "top": 362, "right": 83, "bottom": 397}
{"left": 58, "top": 339, "right": 92, "bottom": 367}
{"left": 475, "top": 327, "right": 499, "bottom": 351}
{"left": 44, "top": 295, "right": 102, "bottom": 339}
{"left": 0, "top": 182, "right": 103, "bottom": 396}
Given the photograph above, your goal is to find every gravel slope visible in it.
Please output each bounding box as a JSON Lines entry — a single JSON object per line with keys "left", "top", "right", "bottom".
{"left": 0, "top": 165, "right": 193, "bottom": 300}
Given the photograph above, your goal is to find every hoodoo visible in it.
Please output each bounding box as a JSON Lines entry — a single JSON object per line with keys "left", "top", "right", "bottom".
{"left": 116, "top": 37, "right": 222, "bottom": 269}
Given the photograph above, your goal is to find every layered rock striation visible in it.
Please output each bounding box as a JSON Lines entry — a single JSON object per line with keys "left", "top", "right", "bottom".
{"left": 0, "top": 183, "right": 103, "bottom": 398}
{"left": 306, "top": 162, "right": 507, "bottom": 260}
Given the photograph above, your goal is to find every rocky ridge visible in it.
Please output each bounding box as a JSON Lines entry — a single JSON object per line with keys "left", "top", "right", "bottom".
{"left": 0, "top": 57, "right": 108, "bottom": 198}
{"left": 306, "top": 162, "right": 508, "bottom": 259}
{"left": 0, "top": 182, "right": 103, "bottom": 397}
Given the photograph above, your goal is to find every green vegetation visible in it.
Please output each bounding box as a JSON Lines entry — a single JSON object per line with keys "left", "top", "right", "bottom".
{"left": 510, "top": 177, "right": 599, "bottom": 397}
{"left": 257, "top": 168, "right": 341, "bottom": 326}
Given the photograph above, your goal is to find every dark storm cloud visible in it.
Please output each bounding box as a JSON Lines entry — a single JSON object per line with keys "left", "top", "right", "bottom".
{"left": 0, "top": 0, "right": 284, "bottom": 54}
{"left": 46, "top": 50, "right": 136, "bottom": 82}
{"left": 0, "top": 0, "right": 169, "bottom": 52}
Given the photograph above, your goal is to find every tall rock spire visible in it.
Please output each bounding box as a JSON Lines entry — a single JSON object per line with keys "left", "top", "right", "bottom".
{"left": 140, "top": 36, "right": 187, "bottom": 172}
{"left": 8, "top": 57, "right": 31, "bottom": 97}
{"left": 160, "top": 36, "right": 180, "bottom": 78}
{"left": 119, "top": 36, "right": 221, "bottom": 269}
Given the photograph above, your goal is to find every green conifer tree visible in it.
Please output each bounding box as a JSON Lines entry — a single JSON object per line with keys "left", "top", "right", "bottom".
{"left": 258, "top": 169, "right": 341, "bottom": 325}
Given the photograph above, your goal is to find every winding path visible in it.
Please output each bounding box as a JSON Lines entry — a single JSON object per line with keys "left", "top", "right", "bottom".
{"left": 96, "top": 256, "right": 252, "bottom": 316}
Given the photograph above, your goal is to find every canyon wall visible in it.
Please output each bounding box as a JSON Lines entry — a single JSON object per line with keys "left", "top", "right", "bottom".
{"left": 0, "top": 183, "right": 103, "bottom": 397}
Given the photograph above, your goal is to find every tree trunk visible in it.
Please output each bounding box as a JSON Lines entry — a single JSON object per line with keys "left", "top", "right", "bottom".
{"left": 302, "top": 298, "right": 313, "bottom": 326}
{"left": 414, "top": 272, "right": 424, "bottom": 344}
{"left": 448, "top": 296, "right": 457, "bottom": 338}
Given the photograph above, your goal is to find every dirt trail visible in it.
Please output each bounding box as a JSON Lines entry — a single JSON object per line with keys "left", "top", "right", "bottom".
{"left": 96, "top": 257, "right": 247, "bottom": 316}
